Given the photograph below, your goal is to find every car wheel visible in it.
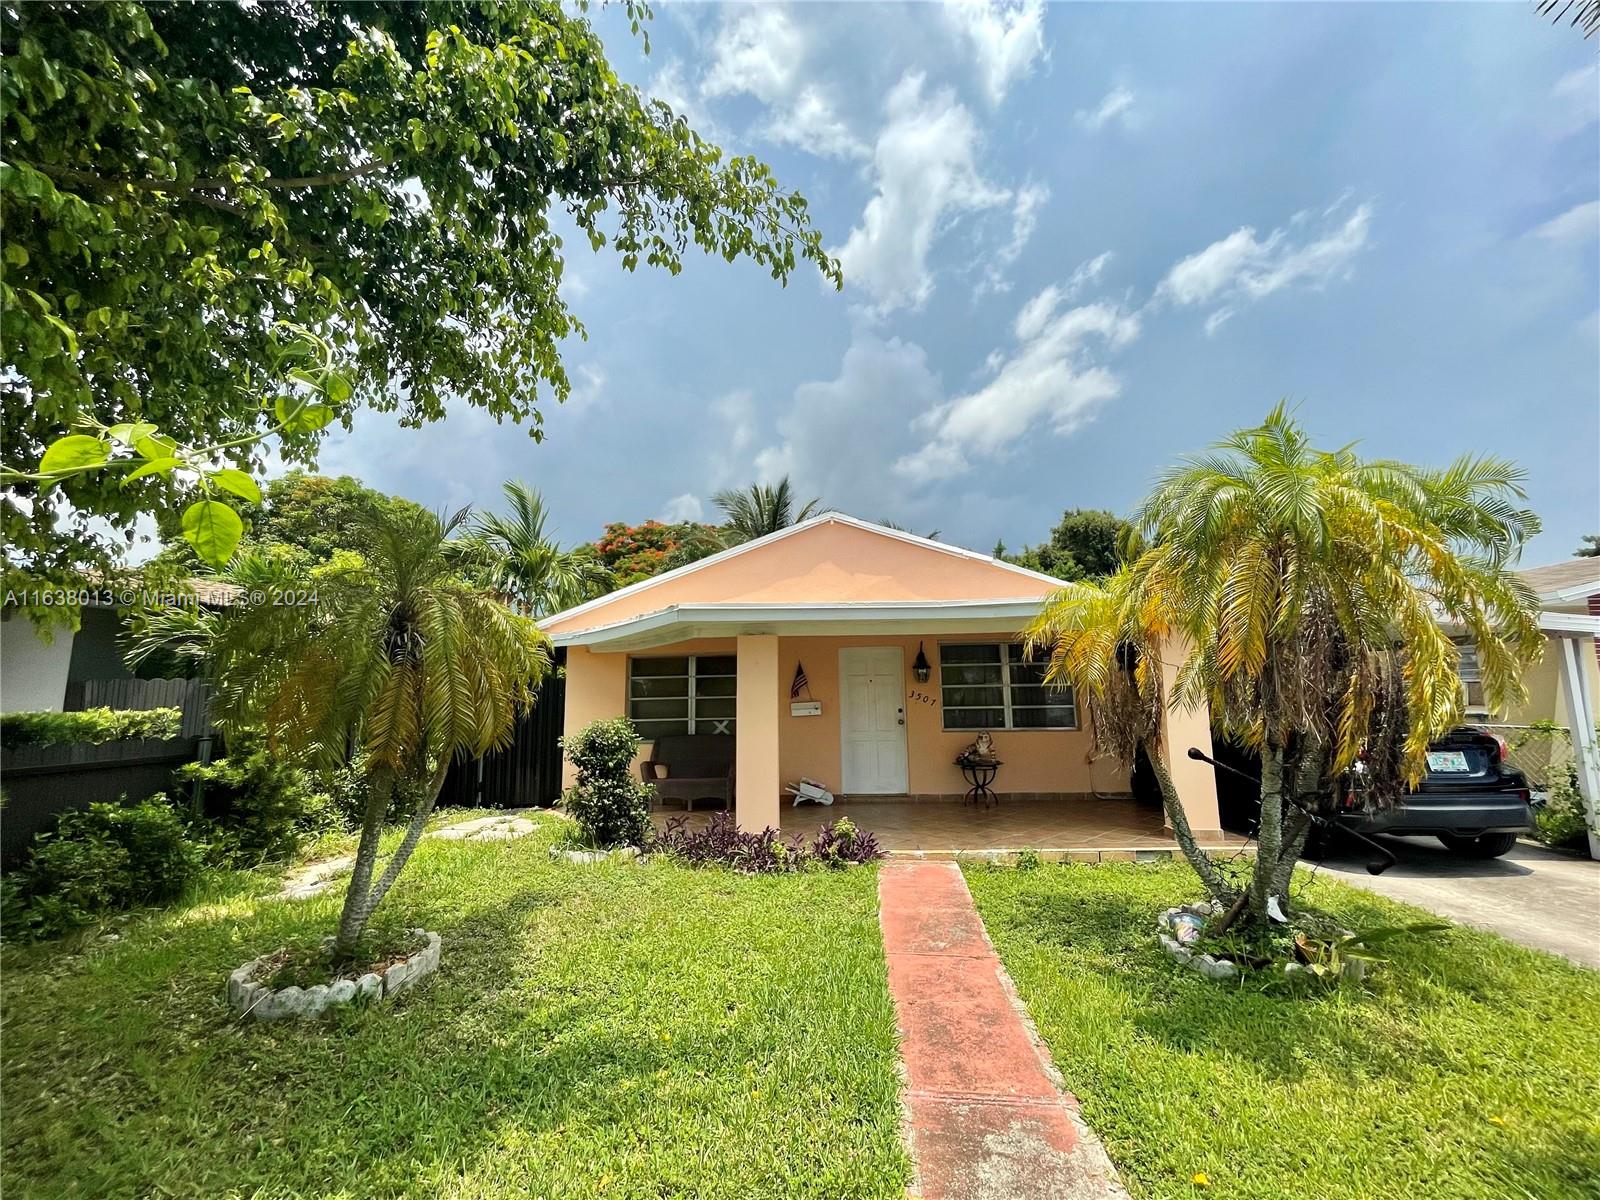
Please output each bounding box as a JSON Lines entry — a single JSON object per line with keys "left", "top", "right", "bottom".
{"left": 1438, "top": 832, "right": 1519, "bottom": 859}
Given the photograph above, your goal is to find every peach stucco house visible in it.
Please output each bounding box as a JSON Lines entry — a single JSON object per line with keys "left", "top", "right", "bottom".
{"left": 542, "top": 514, "right": 1224, "bottom": 852}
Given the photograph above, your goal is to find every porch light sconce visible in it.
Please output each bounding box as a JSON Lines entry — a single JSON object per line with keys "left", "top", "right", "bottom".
{"left": 912, "top": 642, "right": 932, "bottom": 683}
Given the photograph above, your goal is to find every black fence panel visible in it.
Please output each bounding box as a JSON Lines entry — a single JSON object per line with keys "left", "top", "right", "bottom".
{"left": 440, "top": 670, "right": 566, "bottom": 810}
{"left": 1, "top": 737, "right": 203, "bottom": 865}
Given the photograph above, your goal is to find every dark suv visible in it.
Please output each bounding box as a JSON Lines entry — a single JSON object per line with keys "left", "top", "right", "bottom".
{"left": 1331, "top": 726, "right": 1532, "bottom": 858}
{"left": 1211, "top": 727, "right": 1533, "bottom": 859}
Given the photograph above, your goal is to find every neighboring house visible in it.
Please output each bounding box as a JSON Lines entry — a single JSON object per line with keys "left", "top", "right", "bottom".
{"left": 1439, "top": 558, "right": 1599, "bottom": 858}
{"left": 0, "top": 579, "right": 238, "bottom": 718}
{"left": 542, "top": 514, "right": 1222, "bottom": 839}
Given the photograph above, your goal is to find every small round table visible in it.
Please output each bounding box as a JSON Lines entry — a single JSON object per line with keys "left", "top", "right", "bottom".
{"left": 957, "top": 757, "right": 1002, "bottom": 808}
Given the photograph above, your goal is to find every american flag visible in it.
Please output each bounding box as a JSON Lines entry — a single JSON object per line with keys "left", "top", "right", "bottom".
{"left": 791, "top": 662, "right": 810, "bottom": 699}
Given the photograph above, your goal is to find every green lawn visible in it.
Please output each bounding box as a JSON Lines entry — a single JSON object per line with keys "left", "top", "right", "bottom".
{"left": 1, "top": 820, "right": 910, "bottom": 1199}
{"left": 965, "top": 861, "right": 1600, "bottom": 1200}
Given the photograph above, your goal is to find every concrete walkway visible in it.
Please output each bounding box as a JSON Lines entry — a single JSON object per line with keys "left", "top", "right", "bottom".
{"left": 877, "top": 862, "right": 1125, "bottom": 1200}
{"left": 277, "top": 809, "right": 543, "bottom": 900}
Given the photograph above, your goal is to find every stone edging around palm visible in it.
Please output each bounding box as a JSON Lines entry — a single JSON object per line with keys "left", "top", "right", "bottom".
{"left": 228, "top": 930, "right": 442, "bottom": 1020}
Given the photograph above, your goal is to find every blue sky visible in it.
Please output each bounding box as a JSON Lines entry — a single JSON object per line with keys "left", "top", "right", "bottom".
{"left": 320, "top": 1, "right": 1599, "bottom": 565}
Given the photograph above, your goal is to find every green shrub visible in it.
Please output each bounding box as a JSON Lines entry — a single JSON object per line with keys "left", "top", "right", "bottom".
{"left": 0, "top": 707, "right": 182, "bottom": 749}
{"left": 2, "top": 797, "right": 203, "bottom": 941}
{"left": 173, "top": 738, "right": 331, "bottom": 866}
{"left": 1534, "top": 764, "right": 1591, "bottom": 850}
{"left": 561, "top": 717, "right": 653, "bottom": 848}
{"left": 318, "top": 755, "right": 426, "bottom": 828}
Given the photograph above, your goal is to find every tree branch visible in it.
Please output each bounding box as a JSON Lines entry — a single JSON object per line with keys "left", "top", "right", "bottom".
{"left": 29, "top": 160, "right": 386, "bottom": 196}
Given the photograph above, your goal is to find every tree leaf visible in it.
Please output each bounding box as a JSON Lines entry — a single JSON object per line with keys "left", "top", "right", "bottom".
{"left": 39, "top": 434, "right": 109, "bottom": 476}
{"left": 122, "top": 455, "right": 183, "bottom": 483}
{"left": 275, "top": 395, "right": 334, "bottom": 434}
{"left": 209, "top": 467, "right": 263, "bottom": 504}
{"left": 181, "top": 500, "right": 244, "bottom": 567}
{"left": 135, "top": 433, "right": 178, "bottom": 460}
{"left": 324, "top": 372, "right": 352, "bottom": 405}
{"left": 107, "top": 421, "right": 158, "bottom": 446}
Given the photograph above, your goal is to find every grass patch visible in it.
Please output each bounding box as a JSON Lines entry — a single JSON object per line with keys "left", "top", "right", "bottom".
{"left": 964, "top": 860, "right": 1600, "bottom": 1200}
{"left": 2, "top": 819, "right": 910, "bottom": 1199}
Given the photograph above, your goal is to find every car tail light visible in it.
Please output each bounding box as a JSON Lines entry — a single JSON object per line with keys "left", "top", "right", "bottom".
{"left": 1488, "top": 730, "right": 1509, "bottom": 763}
{"left": 1516, "top": 788, "right": 1530, "bottom": 804}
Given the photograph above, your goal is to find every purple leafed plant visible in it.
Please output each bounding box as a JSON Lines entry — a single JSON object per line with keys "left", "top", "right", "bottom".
{"left": 648, "top": 812, "right": 883, "bottom": 872}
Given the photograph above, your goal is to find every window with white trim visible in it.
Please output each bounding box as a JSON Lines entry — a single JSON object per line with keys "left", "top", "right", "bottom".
{"left": 628, "top": 655, "right": 737, "bottom": 739}
{"left": 939, "top": 643, "right": 1076, "bottom": 730}
{"left": 1454, "top": 638, "right": 1487, "bottom": 713}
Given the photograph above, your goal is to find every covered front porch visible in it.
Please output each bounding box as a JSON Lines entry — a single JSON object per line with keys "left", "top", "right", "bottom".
{"left": 650, "top": 794, "right": 1248, "bottom": 859}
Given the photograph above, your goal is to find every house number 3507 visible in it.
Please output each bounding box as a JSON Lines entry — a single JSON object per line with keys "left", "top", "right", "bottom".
{"left": 907, "top": 690, "right": 938, "bottom": 707}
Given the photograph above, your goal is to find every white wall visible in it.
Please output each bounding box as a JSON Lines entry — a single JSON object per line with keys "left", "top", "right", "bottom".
{"left": 0, "top": 615, "right": 74, "bottom": 712}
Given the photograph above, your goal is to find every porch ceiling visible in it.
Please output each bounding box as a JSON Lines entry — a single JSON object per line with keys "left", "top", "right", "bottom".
{"left": 547, "top": 599, "right": 1048, "bottom": 651}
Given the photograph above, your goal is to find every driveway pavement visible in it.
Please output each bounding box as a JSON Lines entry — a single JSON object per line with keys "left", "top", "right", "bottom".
{"left": 1316, "top": 837, "right": 1600, "bottom": 968}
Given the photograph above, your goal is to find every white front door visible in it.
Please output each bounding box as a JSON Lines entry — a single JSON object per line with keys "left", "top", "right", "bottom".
{"left": 839, "top": 647, "right": 909, "bottom": 794}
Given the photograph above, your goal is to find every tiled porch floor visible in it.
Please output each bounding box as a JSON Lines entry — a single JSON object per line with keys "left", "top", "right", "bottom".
{"left": 649, "top": 795, "right": 1247, "bottom": 859}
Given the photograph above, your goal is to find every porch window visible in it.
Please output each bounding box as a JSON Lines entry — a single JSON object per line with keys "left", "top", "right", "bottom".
{"left": 628, "top": 654, "right": 737, "bottom": 739}
{"left": 939, "top": 643, "right": 1076, "bottom": 731}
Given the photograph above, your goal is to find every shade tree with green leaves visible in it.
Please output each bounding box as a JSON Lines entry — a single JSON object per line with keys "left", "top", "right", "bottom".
{"left": 2, "top": 0, "right": 838, "bottom": 608}
{"left": 1029, "top": 406, "right": 1542, "bottom": 931}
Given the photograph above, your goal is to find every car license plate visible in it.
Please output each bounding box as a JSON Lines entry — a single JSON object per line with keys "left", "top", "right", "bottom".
{"left": 1426, "top": 750, "right": 1470, "bottom": 773}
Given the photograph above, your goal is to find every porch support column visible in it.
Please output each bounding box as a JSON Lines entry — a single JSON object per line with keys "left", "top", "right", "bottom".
{"left": 735, "top": 634, "right": 782, "bottom": 833}
{"left": 1557, "top": 633, "right": 1600, "bottom": 861}
{"left": 1156, "top": 638, "right": 1222, "bottom": 835}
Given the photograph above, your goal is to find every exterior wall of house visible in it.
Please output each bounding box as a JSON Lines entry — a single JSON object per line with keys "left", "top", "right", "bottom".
{"left": 542, "top": 520, "right": 1056, "bottom": 637}
{"left": 1484, "top": 632, "right": 1600, "bottom": 730}
{"left": 558, "top": 630, "right": 1224, "bottom": 835}
{"left": 0, "top": 614, "right": 74, "bottom": 713}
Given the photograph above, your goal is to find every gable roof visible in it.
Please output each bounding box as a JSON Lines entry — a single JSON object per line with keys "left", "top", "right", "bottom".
{"left": 1519, "top": 559, "right": 1600, "bottom": 604}
{"left": 542, "top": 512, "right": 1066, "bottom": 639}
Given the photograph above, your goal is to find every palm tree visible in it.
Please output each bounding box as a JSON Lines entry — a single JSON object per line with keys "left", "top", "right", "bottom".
{"left": 711, "top": 477, "right": 822, "bottom": 544}
{"left": 1031, "top": 405, "right": 1542, "bottom": 930}
{"left": 458, "top": 482, "right": 612, "bottom": 616}
{"left": 203, "top": 506, "right": 549, "bottom": 954}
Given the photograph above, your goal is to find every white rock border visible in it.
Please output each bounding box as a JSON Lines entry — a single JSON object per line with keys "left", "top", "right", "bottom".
{"left": 1156, "top": 903, "right": 1369, "bottom": 984}
{"left": 228, "top": 929, "right": 441, "bottom": 1020}
{"left": 550, "top": 845, "right": 645, "bottom": 864}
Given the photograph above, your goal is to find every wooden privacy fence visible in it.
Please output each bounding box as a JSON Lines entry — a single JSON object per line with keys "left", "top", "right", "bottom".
{"left": 3, "top": 678, "right": 214, "bottom": 865}
{"left": 65, "top": 677, "right": 214, "bottom": 737}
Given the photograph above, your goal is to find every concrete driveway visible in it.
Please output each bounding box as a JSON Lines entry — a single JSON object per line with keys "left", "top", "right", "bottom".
{"left": 1316, "top": 838, "right": 1600, "bottom": 968}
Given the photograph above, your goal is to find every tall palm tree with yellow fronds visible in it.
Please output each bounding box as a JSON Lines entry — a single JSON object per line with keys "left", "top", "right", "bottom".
{"left": 208, "top": 505, "right": 550, "bottom": 954}
{"left": 1031, "top": 406, "right": 1542, "bottom": 930}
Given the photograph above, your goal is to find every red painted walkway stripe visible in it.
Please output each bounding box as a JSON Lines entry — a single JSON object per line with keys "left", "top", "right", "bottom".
{"left": 877, "top": 861, "right": 1125, "bottom": 1200}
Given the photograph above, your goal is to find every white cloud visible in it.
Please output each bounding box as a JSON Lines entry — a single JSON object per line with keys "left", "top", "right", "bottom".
{"left": 1531, "top": 200, "right": 1599, "bottom": 244}
{"left": 753, "top": 334, "right": 946, "bottom": 521}
{"left": 647, "top": 59, "right": 725, "bottom": 143}
{"left": 1203, "top": 307, "right": 1236, "bottom": 338}
{"left": 1156, "top": 201, "right": 1373, "bottom": 324}
{"left": 1062, "top": 250, "right": 1113, "bottom": 299}
{"left": 702, "top": 5, "right": 802, "bottom": 101}
{"left": 896, "top": 288, "right": 1141, "bottom": 482}
{"left": 834, "top": 73, "right": 1010, "bottom": 313}
{"left": 1551, "top": 63, "right": 1599, "bottom": 138}
{"left": 698, "top": 5, "right": 865, "bottom": 159}
{"left": 712, "top": 389, "right": 759, "bottom": 465}
{"left": 764, "top": 86, "right": 869, "bottom": 160}
{"left": 1074, "top": 85, "right": 1136, "bottom": 132}
{"left": 941, "top": 0, "right": 1047, "bottom": 106}
{"left": 979, "top": 181, "right": 1051, "bottom": 294}
{"left": 661, "top": 493, "right": 705, "bottom": 523}
{"left": 566, "top": 364, "right": 607, "bottom": 411}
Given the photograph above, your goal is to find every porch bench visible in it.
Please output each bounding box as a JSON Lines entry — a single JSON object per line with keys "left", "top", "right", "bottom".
{"left": 641, "top": 734, "right": 736, "bottom": 812}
